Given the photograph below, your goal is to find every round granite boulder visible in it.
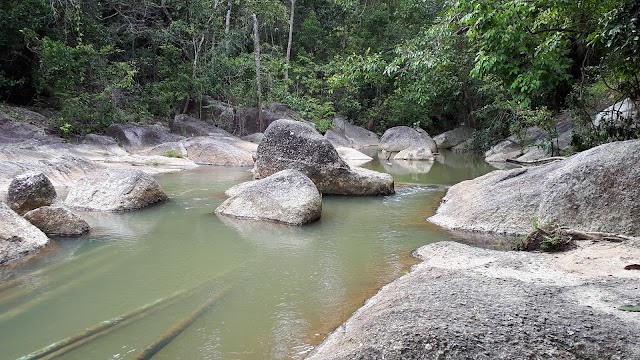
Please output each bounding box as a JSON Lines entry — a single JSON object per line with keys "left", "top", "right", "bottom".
{"left": 65, "top": 169, "right": 168, "bottom": 212}
{"left": 216, "top": 169, "right": 321, "bottom": 225}
{"left": 6, "top": 171, "right": 57, "bottom": 215}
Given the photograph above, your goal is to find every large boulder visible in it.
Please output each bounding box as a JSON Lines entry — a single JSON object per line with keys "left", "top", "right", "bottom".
{"left": 65, "top": 169, "right": 168, "bottom": 211}
{"left": 6, "top": 171, "right": 57, "bottom": 215}
{"left": 106, "top": 123, "right": 184, "bottom": 150}
{"left": 307, "top": 241, "right": 640, "bottom": 360}
{"left": 594, "top": 98, "right": 639, "bottom": 127}
{"left": 380, "top": 126, "right": 437, "bottom": 153}
{"left": 433, "top": 126, "right": 474, "bottom": 149}
{"left": 169, "top": 114, "right": 232, "bottom": 137}
{"left": 0, "top": 202, "right": 49, "bottom": 264}
{"left": 324, "top": 117, "right": 379, "bottom": 150}
{"left": 24, "top": 206, "right": 90, "bottom": 237}
{"left": 253, "top": 119, "right": 394, "bottom": 195}
{"left": 182, "top": 136, "right": 256, "bottom": 166}
{"left": 215, "top": 169, "right": 322, "bottom": 225}
{"left": 430, "top": 140, "right": 640, "bottom": 236}
{"left": 195, "top": 97, "right": 235, "bottom": 131}
{"left": 485, "top": 119, "right": 574, "bottom": 163}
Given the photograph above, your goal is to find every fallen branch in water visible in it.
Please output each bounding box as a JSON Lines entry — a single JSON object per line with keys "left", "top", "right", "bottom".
{"left": 506, "top": 156, "right": 566, "bottom": 166}
{"left": 132, "top": 284, "right": 233, "bottom": 360}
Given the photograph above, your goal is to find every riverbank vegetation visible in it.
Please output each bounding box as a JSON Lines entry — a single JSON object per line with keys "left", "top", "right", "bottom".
{"left": 1, "top": 0, "right": 638, "bottom": 149}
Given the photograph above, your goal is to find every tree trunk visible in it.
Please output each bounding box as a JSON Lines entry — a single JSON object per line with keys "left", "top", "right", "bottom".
{"left": 252, "top": 14, "right": 264, "bottom": 133}
{"left": 224, "top": 0, "right": 232, "bottom": 52}
{"left": 285, "top": 0, "right": 296, "bottom": 82}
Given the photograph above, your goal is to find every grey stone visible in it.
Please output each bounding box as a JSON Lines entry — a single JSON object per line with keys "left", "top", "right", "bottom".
{"left": 65, "top": 169, "right": 168, "bottom": 212}
{"left": 253, "top": 119, "right": 394, "bottom": 195}
{"left": 430, "top": 140, "right": 640, "bottom": 236}
{"left": 170, "top": 114, "right": 232, "bottom": 137}
{"left": 215, "top": 169, "right": 321, "bottom": 225}
{"left": 307, "top": 241, "right": 640, "bottom": 360}
{"left": 0, "top": 202, "right": 49, "bottom": 264}
{"left": 242, "top": 133, "right": 264, "bottom": 143}
{"left": 394, "top": 146, "right": 435, "bottom": 161}
{"left": 6, "top": 171, "right": 57, "bottom": 215}
{"left": 325, "top": 117, "right": 379, "bottom": 150}
{"left": 106, "top": 123, "right": 184, "bottom": 150}
{"left": 380, "top": 126, "right": 437, "bottom": 154}
{"left": 182, "top": 136, "right": 255, "bottom": 166}
{"left": 433, "top": 126, "right": 474, "bottom": 149}
{"left": 24, "top": 206, "right": 90, "bottom": 237}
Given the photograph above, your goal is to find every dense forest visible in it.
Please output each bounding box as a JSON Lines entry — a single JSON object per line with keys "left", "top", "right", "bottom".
{"left": 1, "top": 0, "right": 638, "bottom": 150}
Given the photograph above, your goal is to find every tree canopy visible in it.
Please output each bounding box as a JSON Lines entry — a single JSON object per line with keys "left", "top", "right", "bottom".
{"left": 0, "top": 0, "right": 638, "bottom": 148}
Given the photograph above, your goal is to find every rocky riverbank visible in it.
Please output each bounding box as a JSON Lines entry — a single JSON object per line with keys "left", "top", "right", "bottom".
{"left": 307, "top": 241, "right": 640, "bottom": 359}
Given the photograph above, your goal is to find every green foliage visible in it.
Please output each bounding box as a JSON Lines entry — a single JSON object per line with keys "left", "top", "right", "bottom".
{"left": 163, "top": 150, "right": 183, "bottom": 158}
{"left": 517, "top": 217, "right": 573, "bottom": 252}
{"left": 591, "top": 0, "right": 640, "bottom": 99}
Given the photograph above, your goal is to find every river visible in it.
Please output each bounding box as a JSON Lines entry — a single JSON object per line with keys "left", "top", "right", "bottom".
{"left": 0, "top": 151, "right": 495, "bottom": 360}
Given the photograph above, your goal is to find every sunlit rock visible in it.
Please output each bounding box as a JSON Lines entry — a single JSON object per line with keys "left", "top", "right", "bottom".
{"left": 216, "top": 169, "right": 321, "bottom": 225}
{"left": 65, "top": 169, "right": 168, "bottom": 212}
{"left": 0, "top": 202, "right": 49, "bottom": 264}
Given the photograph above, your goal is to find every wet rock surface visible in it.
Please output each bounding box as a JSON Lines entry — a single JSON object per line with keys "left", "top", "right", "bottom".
{"left": 307, "top": 241, "right": 640, "bottom": 360}
{"left": 65, "top": 169, "right": 168, "bottom": 212}
{"left": 216, "top": 169, "right": 322, "bottom": 225}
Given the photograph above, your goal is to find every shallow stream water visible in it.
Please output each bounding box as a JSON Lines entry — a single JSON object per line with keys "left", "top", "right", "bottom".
{"left": 0, "top": 151, "right": 495, "bottom": 360}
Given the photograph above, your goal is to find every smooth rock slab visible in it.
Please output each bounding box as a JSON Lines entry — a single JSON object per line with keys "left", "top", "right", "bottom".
{"left": 24, "top": 206, "right": 90, "bottom": 237}
{"left": 215, "top": 169, "right": 321, "bottom": 225}
{"left": 307, "top": 241, "right": 640, "bottom": 360}
{"left": 182, "top": 136, "right": 255, "bottom": 166}
{"left": 430, "top": 139, "right": 640, "bottom": 236}
{"left": 0, "top": 202, "right": 49, "bottom": 264}
{"left": 7, "top": 171, "right": 57, "bottom": 215}
{"left": 65, "top": 169, "right": 168, "bottom": 212}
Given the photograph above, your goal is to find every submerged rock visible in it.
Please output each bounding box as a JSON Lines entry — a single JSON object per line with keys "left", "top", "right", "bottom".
{"left": 0, "top": 202, "right": 49, "bottom": 264}
{"left": 253, "top": 119, "right": 393, "bottom": 195}
{"left": 65, "top": 169, "right": 168, "bottom": 212}
{"left": 24, "top": 206, "right": 90, "bottom": 237}
{"left": 6, "top": 171, "right": 57, "bottom": 215}
{"left": 430, "top": 140, "right": 640, "bottom": 236}
{"left": 216, "top": 169, "right": 321, "bottom": 225}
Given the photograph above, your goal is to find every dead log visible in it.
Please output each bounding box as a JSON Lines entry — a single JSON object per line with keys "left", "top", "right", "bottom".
{"left": 506, "top": 156, "right": 566, "bottom": 166}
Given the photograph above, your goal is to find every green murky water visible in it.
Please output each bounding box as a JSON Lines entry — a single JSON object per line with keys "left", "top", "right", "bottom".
{"left": 0, "top": 151, "right": 495, "bottom": 360}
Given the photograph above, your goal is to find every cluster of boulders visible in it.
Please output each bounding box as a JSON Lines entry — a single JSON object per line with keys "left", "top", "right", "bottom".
{"left": 1, "top": 168, "right": 169, "bottom": 264}
{"left": 215, "top": 119, "right": 395, "bottom": 225}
